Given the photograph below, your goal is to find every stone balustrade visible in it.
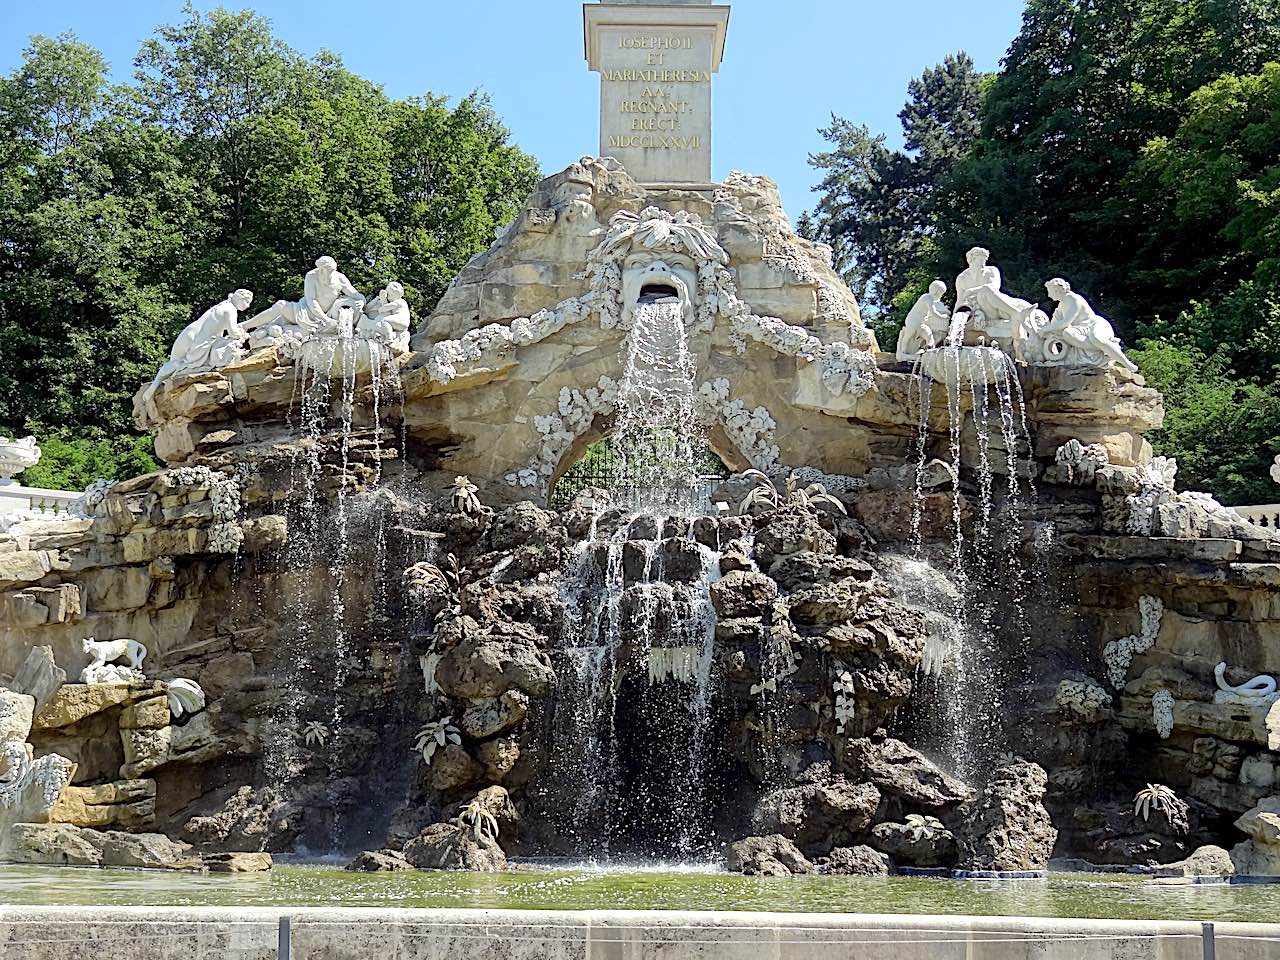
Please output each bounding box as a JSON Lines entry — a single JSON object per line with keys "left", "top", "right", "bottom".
{"left": 1235, "top": 503, "right": 1280, "bottom": 530}
{"left": 0, "top": 483, "right": 79, "bottom": 522}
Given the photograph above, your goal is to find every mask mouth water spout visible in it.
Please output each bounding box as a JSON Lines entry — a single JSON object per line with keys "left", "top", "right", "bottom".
{"left": 639, "top": 284, "right": 680, "bottom": 303}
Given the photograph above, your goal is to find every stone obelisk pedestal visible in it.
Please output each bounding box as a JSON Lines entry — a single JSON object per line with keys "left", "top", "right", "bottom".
{"left": 584, "top": 1, "right": 730, "bottom": 184}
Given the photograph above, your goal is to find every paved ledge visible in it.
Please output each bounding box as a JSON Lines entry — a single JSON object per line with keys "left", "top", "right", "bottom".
{"left": 0, "top": 905, "right": 1276, "bottom": 958}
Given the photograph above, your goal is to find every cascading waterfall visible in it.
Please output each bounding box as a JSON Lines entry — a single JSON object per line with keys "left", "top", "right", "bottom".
{"left": 908, "top": 338, "right": 1038, "bottom": 783}
{"left": 545, "top": 296, "right": 725, "bottom": 858}
{"left": 263, "top": 330, "right": 404, "bottom": 849}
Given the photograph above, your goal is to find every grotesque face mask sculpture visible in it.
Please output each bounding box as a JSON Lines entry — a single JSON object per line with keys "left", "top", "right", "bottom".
{"left": 620, "top": 247, "right": 698, "bottom": 328}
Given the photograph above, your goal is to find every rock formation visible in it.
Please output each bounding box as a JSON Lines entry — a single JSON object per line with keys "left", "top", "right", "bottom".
{"left": 0, "top": 158, "right": 1277, "bottom": 877}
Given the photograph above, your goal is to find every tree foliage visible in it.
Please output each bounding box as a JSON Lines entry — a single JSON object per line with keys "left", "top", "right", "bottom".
{"left": 807, "top": 0, "right": 1280, "bottom": 504}
{"left": 0, "top": 7, "right": 540, "bottom": 489}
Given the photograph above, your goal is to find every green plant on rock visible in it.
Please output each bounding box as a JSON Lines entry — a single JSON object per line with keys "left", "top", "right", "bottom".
{"left": 738, "top": 469, "right": 848, "bottom": 517}
{"left": 414, "top": 717, "right": 461, "bottom": 765}
{"left": 301, "top": 720, "right": 330, "bottom": 748}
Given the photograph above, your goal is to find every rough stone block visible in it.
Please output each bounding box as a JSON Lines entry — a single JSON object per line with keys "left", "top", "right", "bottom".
{"left": 35, "top": 683, "right": 162, "bottom": 731}
{"left": 10, "top": 645, "right": 66, "bottom": 714}
{"left": 120, "top": 695, "right": 171, "bottom": 730}
{"left": 120, "top": 725, "right": 173, "bottom": 777}
{"left": 0, "top": 690, "right": 36, "bottom": 742}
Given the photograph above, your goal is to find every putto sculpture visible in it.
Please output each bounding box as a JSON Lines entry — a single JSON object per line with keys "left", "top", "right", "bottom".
{"left": 897, "top": 280, "right": 951, "bottom": 360}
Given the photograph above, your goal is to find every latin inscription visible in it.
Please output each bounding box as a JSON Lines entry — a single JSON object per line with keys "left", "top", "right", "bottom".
{"left": 603, "top": 35, "right": 708, "bottom": 152}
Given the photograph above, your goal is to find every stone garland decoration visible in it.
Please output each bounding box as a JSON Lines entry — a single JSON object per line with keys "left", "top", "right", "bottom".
{"left": 1054, "top": 439, "right": 1110, "bottom": 485}
{"left": 1102, "top": 595, "right": 1164, "bottom": 689}
{"left": 506, "top": 377, "right": 621, "bottom": 489}
{"left": 424, "top": 297, "right": 594, "bottom": 385}
{"left": 1055, "top": 678, "right": 1112, "bottom": 722}
{"left": 695, "top": 379, "right": 781, "bottom": 474}
{"left": 1125, "top": 457, "right": 1178, "bottom": 536}
{"left": 0, "top": 742, "right": 74, "bottom": 812}
{"left": 1152, "top": 688, "right": 1175, "bottom": 739}
{"left": 728, "top": 314, "right": 876, "bottom": 400}
{"left": 168, "top": 465, "right": 243, "bottom": 554}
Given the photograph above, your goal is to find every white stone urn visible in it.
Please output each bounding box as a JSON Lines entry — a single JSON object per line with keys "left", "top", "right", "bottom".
{"left": 0, "top": 437, "right": 40, "bottom": 485}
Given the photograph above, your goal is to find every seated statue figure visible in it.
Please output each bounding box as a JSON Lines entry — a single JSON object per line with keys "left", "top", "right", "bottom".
{"left": 897, "top": 280, "right": 951, "bottom": 360}
{"left": 242, "top": 256, "right": 366, "bottom": 349}
{"left": 357, "top": 281, "right": 412, "bottom": 352}
{"left": 953, "top": 246, "right": 1038, "bottom": 340}
{"left": 1033, "top": 277, "right": 1138, "bottom": 371}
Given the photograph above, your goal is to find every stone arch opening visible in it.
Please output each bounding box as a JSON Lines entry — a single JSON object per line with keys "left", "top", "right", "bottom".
{"left": 547, "top": 414, "right": 746, "bottom": 510}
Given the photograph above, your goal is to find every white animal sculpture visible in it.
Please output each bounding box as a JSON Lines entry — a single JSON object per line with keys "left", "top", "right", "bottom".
{"left": 79, "top": 637, "right": 147, "bottom": 685}
{"left": 1214, "top": 662, "right": 1278, "bottom": 704}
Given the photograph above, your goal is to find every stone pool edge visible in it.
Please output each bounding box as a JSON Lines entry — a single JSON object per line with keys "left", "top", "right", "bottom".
{"left": 1, "top": 906, "right": 1279, "bottom": 958}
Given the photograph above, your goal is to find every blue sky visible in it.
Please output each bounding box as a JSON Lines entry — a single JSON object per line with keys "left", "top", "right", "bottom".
{"left": 1, "top": 0, "right": 1026, "bottom": 219}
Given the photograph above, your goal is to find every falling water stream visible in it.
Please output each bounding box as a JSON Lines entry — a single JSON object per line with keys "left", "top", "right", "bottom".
{"left": 906, "top": 340, "right": 1039, "bottom": 784}
{"left": 547, "top": 297, "right": 725, "bottom": 858}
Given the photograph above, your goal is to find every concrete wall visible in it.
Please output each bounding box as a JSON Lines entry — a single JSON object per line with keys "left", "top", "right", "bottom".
{"left": 0, "top": 906, "right": 1277, "bottom": 960}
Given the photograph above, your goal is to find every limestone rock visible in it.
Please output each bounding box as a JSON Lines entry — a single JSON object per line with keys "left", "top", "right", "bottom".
{"left": 955, "top": 761, "right": 1057, "bottom": 872}
{"left": 120, "top": 695, "right": 171, "bottom": 730}
{"left": 49, "top": 779, "right": 156, "bottom": 829}
{"left": 6, "top": 823, "right": 102, "bottom": 865}
{"left": 1066, "top": 800, "right": 1196, "bottom": 866}
{"left": 0, "top": 690, "right": 35, "bottom": 742}
{"left": 475, "top": 736, "right": 520, "bottom": 782}
{"left": 870, "top": 816, "right": 958, "bottom": 868}
{"left": 755, "top": 776, "right": 880, "bottom": 854}
{"left": 725, "top": 834, "right": 814, "bottom": 877}
{"left": 430, "top": 744, "right": 484, "bottom": 792}
{"left": 9, "top": 646, "right": 66, "bottom": 714}
{"left": 435, "top": 629, "right": 555, "bottom": 699}
{"left": 840, "top": 736, "right": 971, "bottom": 812}
{"left": 6, "top": 823, "right": 194, "bottom": 869}
{"left": 98, "top": 829, "right": 192, "bottom": 869}
{"left": 204, "top": 851, "right": 273, "bottom": 872}
{"left": 818, "top": 844, "right": 891, "bottom": 876}
{"left": 180, "top": 785, "right": 292, "bottom": 852}
{"left": 402, "top": 821, "right": 507, "bottom": 871}
{"left": 346, "top": 849, "right": 412, "bottom": 872}
{"left": 1231, "top": 796, "right": 1280, "bottom": 875}
{"left": 34, "top": 683, "right": 163, "bottom": 732}
{"left": 1155, "top": 845, "right": 1236, "bottom": 878}
{"left": 710, "top": 570, "right": 778, "bottom": 619}
{"left": 459, "top": 690, "right": 529, "bottom": 740}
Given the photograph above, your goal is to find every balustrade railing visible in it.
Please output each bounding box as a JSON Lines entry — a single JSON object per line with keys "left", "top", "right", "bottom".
{"left": 1235, "top": 503, "right": 1280, "bottom": 530}
{"left": 0, "top": 484, "right": 81, "bottom": 523}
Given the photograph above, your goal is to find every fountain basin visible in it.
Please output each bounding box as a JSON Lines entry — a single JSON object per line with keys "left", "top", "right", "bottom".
{"left": 919, "top": 346, "right": 1010, "bottom": 389}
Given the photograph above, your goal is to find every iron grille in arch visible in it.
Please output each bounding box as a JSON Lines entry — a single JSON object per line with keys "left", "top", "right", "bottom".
{"left": 549, "top": 436, "right": 728, "bottom": 510}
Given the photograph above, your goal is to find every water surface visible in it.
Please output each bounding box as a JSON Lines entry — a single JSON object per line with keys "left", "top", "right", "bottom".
{"left": 0, "top": 864, "right": 1276, "bottom": 922}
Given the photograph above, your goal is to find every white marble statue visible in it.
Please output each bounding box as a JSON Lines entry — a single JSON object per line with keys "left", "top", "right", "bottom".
{"left": 242, "top": 256, "right": 366, "bottom": 348}
{"left": 168, "top": 290, "right": 254, "bottom": 375}
{"left": 1270, "top": 453, "right": 1280, "bottom": 485}
{"left": 897, "top": 280, "right": 951, "bottom": 360}
{"left": 952, "top": 246, "right": 1039, "bottom": 340}
{"left": 79, "top": 636, "right": 147, "bottom": 685}
{"left": 356, "top": 281, "right": 412, "bottom": 351}
{"left": 1037, "top": 278, "right": 1138, "bottom": 371}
